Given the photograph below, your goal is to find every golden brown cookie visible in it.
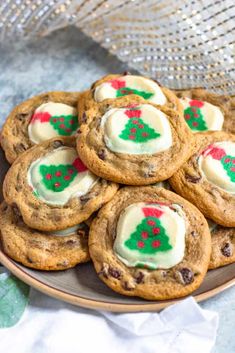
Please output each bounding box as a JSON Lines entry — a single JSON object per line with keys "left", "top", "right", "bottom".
{"left": 175, "top": 88, "right": 235, "bottom": 134}
{"left": 89, "top": 186, "right": 211, "bottom": 300}
{"left": 78, "top": 73, "right": 183, "bottom": 124}
{"left": 209, "top": 223, "right": 235, "bottom": 270}
{"left": 0, "top": 202, "right": 90, "bottom": 271}
{"left": 1, "top": 91, "right": 80, "bottom": 164}
{"left": 77, "top": 95, "right": 193, "bottom": 185}
{"left": 170, "top": 131, "right": 235, "bottom": 227}
{"left": 3, "top": 137, "right": 119, "bottom": 231}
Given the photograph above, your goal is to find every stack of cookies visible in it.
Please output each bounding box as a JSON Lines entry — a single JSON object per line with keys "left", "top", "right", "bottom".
{"left": 0, "top": 73, "right": 234, "bottom": 300}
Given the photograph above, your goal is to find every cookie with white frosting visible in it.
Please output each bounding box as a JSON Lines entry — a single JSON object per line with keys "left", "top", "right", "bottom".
{"left": 78, "top": 73, "right": 183, "bottom": 124}
{"left": 0, "top": 202, "right": 90, "bottom": 270}
{"left": 170, "top": 131, "right": 235, "bottom": 227}
{"left": 175, "top": 88, "right": 235, "bottom": 134}
{"left": 77, "top": 95, "right": 193, "bottom": 185}
{"left": 89, "top": 187, "right": 211, "bottom": 300}
{"left": 3, "top": 137, "right": 119, "bottom": 231}
{"left": 1, "top": 91, "right": 80, "bottom": 164}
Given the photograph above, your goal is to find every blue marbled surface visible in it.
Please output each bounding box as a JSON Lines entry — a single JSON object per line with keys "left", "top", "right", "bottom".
{"left": 0, "top": 26, "right": 234, "bottom": 353}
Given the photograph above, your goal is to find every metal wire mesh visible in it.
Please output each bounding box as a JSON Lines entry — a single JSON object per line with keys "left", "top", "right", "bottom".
{"left": 0, "top": 0, "right": 234, "bottom": 94}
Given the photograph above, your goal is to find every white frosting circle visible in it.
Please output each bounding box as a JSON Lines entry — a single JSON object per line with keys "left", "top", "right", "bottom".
{"left": 199, "top": 141, "right": 235, "bottom": 194}
{"left": 47, "top": 224, "right": 84, "bottom": 237}
{"left": 180, "top": 97, "right": 224, "bottom": 132}
{"left": 113, "top": 202, "right": 186, "bottom": 269}
{"left": 28, "top": 102, "right": 78, "bottom": 144}
{"left": 28, "top": 147, "right": 98, "bottom": 205}
{"left": 94, "top": 75, "right": 167, "bottom": 105}
{"left": 101, "top": 104, "right": 172, "bottom": 155}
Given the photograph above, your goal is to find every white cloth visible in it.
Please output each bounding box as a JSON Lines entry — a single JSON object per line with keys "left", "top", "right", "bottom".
{"left": 0, "top": 288, "right": 218, "bottom": 353}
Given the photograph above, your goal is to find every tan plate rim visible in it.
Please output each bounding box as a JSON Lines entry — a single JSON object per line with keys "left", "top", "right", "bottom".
{"left": 1, "top": 250, "right": 235, "bottom": 312}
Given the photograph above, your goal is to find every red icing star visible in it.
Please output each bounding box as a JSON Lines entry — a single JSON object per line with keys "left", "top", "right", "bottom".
{"left": 189, "top": 100, "right": 204, "bottom": 108}
{"left": 109, "top": 79, "right": 125, "bottom": 90}
{"left": 72, "top": 158, "right": 87, "bottom": 173}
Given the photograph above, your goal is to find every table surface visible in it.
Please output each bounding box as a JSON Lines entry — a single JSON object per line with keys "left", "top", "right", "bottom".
{"left": 0, "top": 26, "right": 234, "bottom": 353}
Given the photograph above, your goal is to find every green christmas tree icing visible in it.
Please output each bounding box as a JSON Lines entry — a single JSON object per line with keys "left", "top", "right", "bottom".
{"left": 125, "top": 212, "right": 172, "bottom": 254}
{"left": 119, "top": 108, "right": 160, "bottom": 143}
{"left": 109, "top": 79, "right": 154, "bottom": 100}
{"left": 40, "top": 164, "right": 78, "bottom": 192}
{"left": 205, "top": 145, "right": 235, "bottom": 183}
{"left": 49, "top": 114, "right": 78, "bottom": 136}
{"left": 184, "top": 100, "right": 207, "bottom": 131}
{"left": 184, "top": 106, "right": 207, "bottom": 131}
{"left": 116, "top": 87, "right": 154, "bottom": 100}
{"left": 221, "top": 155, "right": 235, "bottom": 182}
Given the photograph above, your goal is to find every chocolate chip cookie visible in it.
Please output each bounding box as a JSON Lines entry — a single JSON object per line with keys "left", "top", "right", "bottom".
{"left": 209, "top": 222, "right": 235, "bottom": 269}
{"left": 0, "top": 202, "right": 90, "bottom": 270}
{"left": 77, "top": 95, "right": 193, "bottom": 185}
{"left": 175, "top": 88, "right": 235, "bottom": 133}
{"left": 78, "top": 73, "right": 183, "bottom": 124}
{"left": 89, "top": 186, "right": 211, "bottom": 300}
{"left": 1, "top": 91, "right": 80, "bottom": 164}
{"left": 170, "top": 131, "right": 235, "bottom": 227}
{"left": 3, "top": 137, "right": 119, "bottom": 231}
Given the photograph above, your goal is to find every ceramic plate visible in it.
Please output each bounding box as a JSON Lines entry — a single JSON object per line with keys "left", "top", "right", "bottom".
{"left": 0, "top": 147, "right": 234, "bottom": 312}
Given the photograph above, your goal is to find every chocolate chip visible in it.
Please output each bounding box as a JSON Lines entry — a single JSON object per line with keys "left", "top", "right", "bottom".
{"left": 185, "top": 174, "right": 201, "bottom": 183}
{"left": 221, "top": 243, "right": 232, "bottom": 257}
{"left": 26, "top": 256, "right": 33, "bottom": 264}
{"left": 179, "top": 268, "right": 194, "bottom": 285}
{"left": 66, "top": 239, "right": 77, "bottom": 246}
{"left": 98, "top": 149, "right": 106, "bottom": 160}
{"left": 81, "top": 112, "right": 87, "bottom": 123}
{"left": 12, "top": 203, "right": 21, "bottom": 218}
{"left": 16, "top": 113, "right": 28, "bottom": 121}
{"left": 98, "top": 264, "right": 109, "bottom": 278}
{"left": 143, "top": 164, "right": 156, "bottom": 178}
{"left": 15, "top": 143, "right": 27, "bottom": 153}
{"left": 80, "top": 194, "right": 91, "bottom": 203}
{"left": 135, "top": 271, "right": 144, "bottom": 284}
{"left": 108, "top": 267, "right": 121, "bottom": 279}
{"left": 51, "top": 140, "right": 63, "bottom": 148}
{"left": 122, "top": 281, "right": 134, "bottom": 291}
